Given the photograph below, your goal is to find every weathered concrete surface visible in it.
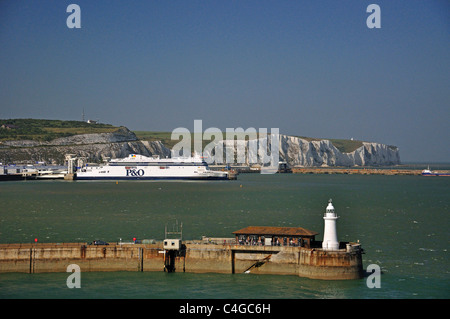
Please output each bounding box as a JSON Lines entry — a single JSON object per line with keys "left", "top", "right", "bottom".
{"left": 298, "top": 248, "right": 364, "bottom": 280}
{"left": 0, "top": 243, "right": 164, "bottom": 274}
{"left": 0, "top": 242, "right": 363, "bottom": 280}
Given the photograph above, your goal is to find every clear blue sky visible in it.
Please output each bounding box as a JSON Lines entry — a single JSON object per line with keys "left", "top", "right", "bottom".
{"left": 0, "top": 1, "right": 449, "bottom": 162}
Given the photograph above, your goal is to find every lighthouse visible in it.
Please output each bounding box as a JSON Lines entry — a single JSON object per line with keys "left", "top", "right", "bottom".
{"left": 322, "top": 199, "right": 340, "bottom": 250}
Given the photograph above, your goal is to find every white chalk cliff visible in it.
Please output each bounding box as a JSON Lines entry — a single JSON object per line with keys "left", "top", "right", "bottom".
{"left": 201, "top": 135, "right": 400, "bottom": 167}
{"left": 0, "top": 128, "right": 400, "bottom": 166}
{"left": 278, "top": 135, "right": 400, "bottom": 166}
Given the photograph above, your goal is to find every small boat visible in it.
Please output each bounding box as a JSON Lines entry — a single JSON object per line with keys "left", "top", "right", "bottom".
{"left": 421, "top": 166, "right": 450, "bottom": 176}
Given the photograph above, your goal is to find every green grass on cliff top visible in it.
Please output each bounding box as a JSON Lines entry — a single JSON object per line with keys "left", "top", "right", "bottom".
{"left": 0, "top": 119, "right": 118, "bottom": 142}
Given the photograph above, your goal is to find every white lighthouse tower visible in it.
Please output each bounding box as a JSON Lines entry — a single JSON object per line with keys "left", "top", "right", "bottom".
{"left": 322, "top": 199, "right": 340, "bottom": 251}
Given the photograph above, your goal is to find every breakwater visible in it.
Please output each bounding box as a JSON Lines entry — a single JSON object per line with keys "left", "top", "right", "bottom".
{"left": 292, "top": 168, "right": 427, "bottom": 175}
{"left": 0, "top": 241, "right": 363, "bottom": 280}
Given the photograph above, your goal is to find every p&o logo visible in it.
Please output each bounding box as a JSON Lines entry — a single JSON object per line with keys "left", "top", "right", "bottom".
{"left": 126, "top": 169, "right": 145, "bottom": 177}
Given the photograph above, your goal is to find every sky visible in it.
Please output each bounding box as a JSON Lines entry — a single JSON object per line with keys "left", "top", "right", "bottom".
{"left": 0, "top": 0, "right": 449, "bottom": 162}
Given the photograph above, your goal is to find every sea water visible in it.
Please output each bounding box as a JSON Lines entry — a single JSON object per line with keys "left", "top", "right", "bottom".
{"left": 0, "top": 172, "right": 448, "bottom": 299}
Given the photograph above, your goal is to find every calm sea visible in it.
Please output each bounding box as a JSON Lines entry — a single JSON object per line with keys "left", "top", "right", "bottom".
{"left": 0, "top": 171, "right": 448, "bottom": 300}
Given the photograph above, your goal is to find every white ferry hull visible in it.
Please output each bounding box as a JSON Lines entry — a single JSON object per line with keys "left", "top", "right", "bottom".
{"left": 75, "top": 154, "right": 229, "bottom": 181}
{"left": 76, "top": 175, "right": 228, "bottom": 180}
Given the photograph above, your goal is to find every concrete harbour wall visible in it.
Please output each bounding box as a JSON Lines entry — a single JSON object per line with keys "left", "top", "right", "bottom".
{"left": 0, "top": 242, "right": 363, "bottom": 280}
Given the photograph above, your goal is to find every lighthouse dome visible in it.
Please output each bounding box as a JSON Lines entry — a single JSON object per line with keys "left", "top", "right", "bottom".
{"left": 326, "top": 199, "right": 335, "bottom": 213}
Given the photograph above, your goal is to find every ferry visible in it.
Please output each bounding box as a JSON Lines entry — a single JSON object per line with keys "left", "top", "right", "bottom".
{"left": 1, "top": 164, "right": 67, "bottom": 180}
{"left": 22, "top": 166, "right": 67, "bottom": 179}
{"left": 421, "top": 166, "right": 450, "bottom": 176}
{"left": 76, "top": 154, "right": 230, "bottom": 180}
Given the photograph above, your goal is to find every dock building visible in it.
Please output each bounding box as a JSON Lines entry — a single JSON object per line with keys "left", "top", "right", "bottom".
{"left": 232, "top": 226, "right": 318, "bottom": 248}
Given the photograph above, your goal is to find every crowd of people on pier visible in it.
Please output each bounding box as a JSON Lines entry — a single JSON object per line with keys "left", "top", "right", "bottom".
{"left": 236, "top": 235, "right": 307, "bottom": 247}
